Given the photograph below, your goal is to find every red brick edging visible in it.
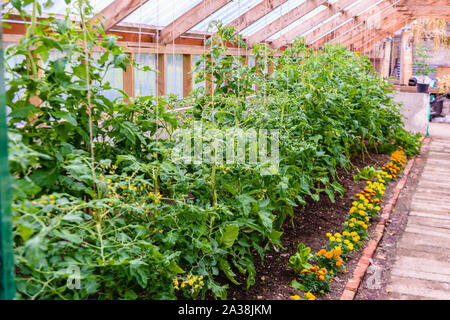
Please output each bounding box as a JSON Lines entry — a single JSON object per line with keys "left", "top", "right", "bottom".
{"left": 339, "top": 143, "right": 427, "bottom": 300}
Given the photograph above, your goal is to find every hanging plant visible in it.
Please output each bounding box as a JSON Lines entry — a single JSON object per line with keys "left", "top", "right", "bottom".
{"left": 411, "top": 18, "right": 449, "bottom": 49}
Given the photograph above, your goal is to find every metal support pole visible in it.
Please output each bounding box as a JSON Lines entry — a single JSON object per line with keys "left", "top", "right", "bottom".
{"left": 0, "top": 18, "right": 16, "bottom": 300}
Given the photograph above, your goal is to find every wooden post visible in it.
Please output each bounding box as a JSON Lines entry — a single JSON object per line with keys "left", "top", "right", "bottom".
{"left": 399, "top": 29, "right": 412, "bottom": 86}
{"left": 183, "top": 54, "right": 192, "bottom": 97}
{"left": 123, "top": 53, "right": 135, "bottom": 99}
{"left": 381, "top": 39, "right": 392, "bottom": 79}
{"left": 157, "top": 53, "right": 166, "bottom": 96}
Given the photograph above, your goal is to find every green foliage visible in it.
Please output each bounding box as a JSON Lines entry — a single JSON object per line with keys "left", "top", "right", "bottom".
{"left": 287, "top": 243, "right": 312, "bottom": 274}
{"left": 414, "top": 44, "right": 436, "bottom": 77}
{"left": 353, "top": 166, "right": 381, "bottom": 181}
{"left": 7, "top": 2, "right": 421, "bottom": 300}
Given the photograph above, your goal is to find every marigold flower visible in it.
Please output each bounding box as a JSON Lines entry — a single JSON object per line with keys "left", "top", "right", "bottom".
{"left": 290, "top": 295, "right": 301, "bottom": 300}
{"left": 305, "top": 292, "right": 316, "bottom": 300}
{"left": 325, "top": 251, "right": 333, "bottom": 259}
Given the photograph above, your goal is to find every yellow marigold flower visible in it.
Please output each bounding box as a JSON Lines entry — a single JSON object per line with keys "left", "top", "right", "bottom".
{"left": 336, "top": 238, "right": 342, "bottom": 243}
{"left": 305, "top": 292, "right": 316, "bottom": 300}
{"left": 326, "top": 233, "right": 332, "bottom": 237}
{"left": 318, "top": 275, "right": 325, "bottom": 281}
{"left": 290, "top": 295, "right": 301, "bottom": 300}
{"left": 344, "top": 239, "right": 350, "bottom": 244}
{"left": 343, "top": 231, "right": 350, "bottom": 236}
{"left": 348, "top": 243, "right": 354, "bottom": 250}
{"left": 329, "top": 236, "right": 336, "bottom": 242}
{"left": 375, "top": 206, "right": 381, "bottom": 211}
{"left": 358, "top": 204, "right": 365, "bottom": 209}
{"left": 359, "top": 210, "right": 366, "bottom": 216}
{"left": 349, "top": 223, "right": 354, "bottom": 228}
{"left": 334, "top": 233, "right": 341, "bottom": 238}
{"left": 352, "top": 201, "right": 358, "bottom": 206}
{"left": 333, "top": 247, "right": 342, "bottom": 256}
{"left": 350, "top": 207, "right": 356, "bottom": 214}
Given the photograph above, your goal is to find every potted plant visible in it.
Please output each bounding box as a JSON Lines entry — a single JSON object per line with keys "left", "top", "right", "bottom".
{"left": 413, "top": 44, "right": 436, "bottom": 93}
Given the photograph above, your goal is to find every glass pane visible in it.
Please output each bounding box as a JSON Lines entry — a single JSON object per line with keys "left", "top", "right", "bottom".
{"left": 134, "top": 53, "right": 156, "bottom": 97}
{"left": 166, "top": 54, "right": 183, "bottom": 96}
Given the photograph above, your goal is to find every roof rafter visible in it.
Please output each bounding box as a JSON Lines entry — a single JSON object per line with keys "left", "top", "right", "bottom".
{"left": 303, "top": 0, "right": 384, "bottom": 46}
{"left": 227, "top": 0, "right": 289, "bottom": 33}
{"left": 349, "top": 11, "right": 411, "bottom": 51}
{"left": 90, "top": 0, "right": 150, "bottom": 31}
{"left": 357, "top": 15, "right": 411, "bottom": 52}
{"left": 340, "top": 10, "right": 403, "bottom": 49}
{"left": 246, "top": 0, "right": 329, "bottom": 45}
{"left": 270, "top": 0, "right": 360, "bottom": 49}
{"left": 311, "top": 0, "right": 398, "bottom": 48}
{"left": 159, "top": 0, "right": 232, "bottom": 44}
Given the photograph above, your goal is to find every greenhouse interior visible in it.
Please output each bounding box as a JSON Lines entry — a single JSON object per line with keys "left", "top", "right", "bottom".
{"left": 0, "top": 0, "right": 450, "bottom": 303}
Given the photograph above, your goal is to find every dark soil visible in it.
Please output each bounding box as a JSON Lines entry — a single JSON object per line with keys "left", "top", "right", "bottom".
{"left": 222, "top": 152, "right": 391, "bottom": 300}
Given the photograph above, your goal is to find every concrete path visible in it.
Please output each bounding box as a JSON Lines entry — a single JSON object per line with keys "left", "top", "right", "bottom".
{"left": 387, "top": 124, "right": 450, "bottom": 300}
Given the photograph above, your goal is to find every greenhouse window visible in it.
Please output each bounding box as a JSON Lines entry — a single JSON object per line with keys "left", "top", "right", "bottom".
{"left": 166, "top": 54, "right": 183, "bottom": 96}
{"left": 134, "top": 53, "right": 157, "bottom": 97}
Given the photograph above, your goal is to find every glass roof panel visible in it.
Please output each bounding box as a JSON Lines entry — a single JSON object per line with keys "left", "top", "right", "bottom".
{"left": 267, "top": 4, "right": 327, "bottom": 40}
{"left": 240, "top": 0, "right": 307, "bottom": 37}
{"left": 123, "top": 0, "right": 203, "bottom": 27}
{"left": 5, "top": 0, "right": 115, "bottom": 16}
{"left": 190, "top": 0, "right": 263, "bottom": 33}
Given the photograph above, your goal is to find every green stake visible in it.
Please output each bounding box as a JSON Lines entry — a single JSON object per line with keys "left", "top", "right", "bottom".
{"left": 0, "top": 18, "right": 16, "bottom": 300}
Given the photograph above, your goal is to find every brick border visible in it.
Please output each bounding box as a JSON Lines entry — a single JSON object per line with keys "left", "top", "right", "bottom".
{"left": 340, "top": 140, "right": 430, "bottom": 300}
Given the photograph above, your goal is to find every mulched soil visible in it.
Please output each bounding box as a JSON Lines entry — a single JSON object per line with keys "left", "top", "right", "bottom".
{"left": 220, "top": 152, "right": 392, "bottom": 300}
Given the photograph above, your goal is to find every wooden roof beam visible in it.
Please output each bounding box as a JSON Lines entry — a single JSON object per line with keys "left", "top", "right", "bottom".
{"left": 312, "top": 2, "right": 398, "bottom": 49}
{"left": 90, "top": 0, "right": 150, "bottom": 31}
{"left": 246, "top": 0, "right": 329, "bottom": 45}
{"left": 159, "top": 0, "right": 232, "bottom": 44}
{"left": 352, "top": 13, "right": 411, "bottom": 51}
{"left": 303, "top": 0, "right": 385, "bottom": 46}
{"left": 270, "top": 0, "right": 360, "bottom": 49}
{"left": 336, "top": 7, "right": 400, "bottom": 47}
{"left": 357, "top": 16, "right": 411, "bottom": 53}
{"left": 227, "top": 0, "right": 289, "bottom": 33}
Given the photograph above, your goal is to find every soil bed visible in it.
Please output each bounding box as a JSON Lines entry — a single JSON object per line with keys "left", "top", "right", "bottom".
{"left": 355, "top": 138, "right": 429, "bottom": 300}
{"left": 223, "top": 152, "right": 391, "bottom": 300}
